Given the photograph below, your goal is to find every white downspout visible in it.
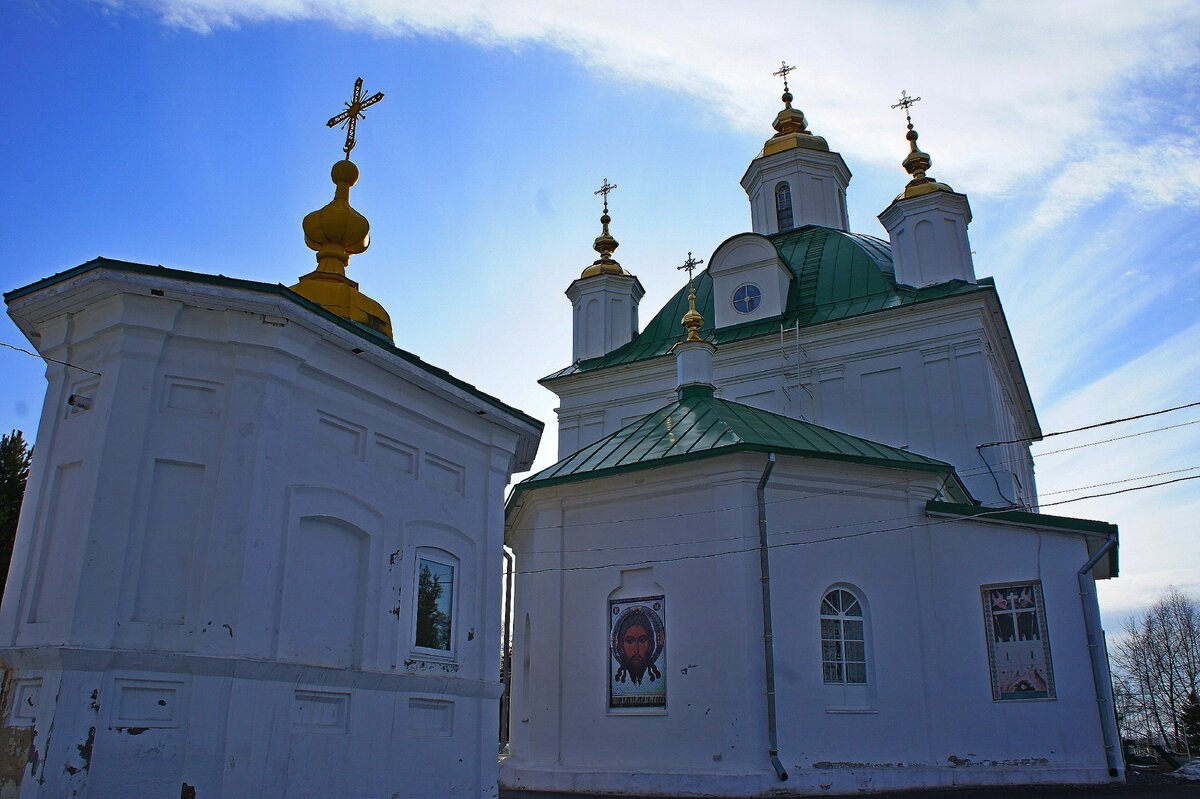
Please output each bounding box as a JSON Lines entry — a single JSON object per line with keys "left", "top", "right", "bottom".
{"left": 757, "top": 453, "right": 788, "bottom": 782}
{"left": 1077, "top": 534, "right": 1122, "bottom": 778}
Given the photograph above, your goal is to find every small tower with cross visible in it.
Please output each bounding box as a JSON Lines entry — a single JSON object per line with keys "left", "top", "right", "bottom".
{"left": 292, "top": 77, "right": 394, "bottom": 340}
{"left": 671, "top": 252, "right": 718, "bottom": 395}
{"left": 878, "top": 90, "right": 977, "bottom": 287}
{"left": 565, "top": 178, "right": 646, "bottom": 364}
{"left": 741, "top": 60, "right": 852, "bottom": 235}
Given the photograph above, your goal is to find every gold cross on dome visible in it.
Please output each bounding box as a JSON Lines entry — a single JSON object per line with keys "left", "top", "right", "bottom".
{"left": 326, "top": 77, "right": 385, "bottom": 158}
{"left": 677, "top": 251, "right": 705, "bottom": 289}
{"left": 594, "top": 178, "right": 617, "bottom": 212}
{"left": 773, "top": 61, "right": 795, "bottom": 92}
{"left": 891, "top": 89, "right": 922, "bottom": 126}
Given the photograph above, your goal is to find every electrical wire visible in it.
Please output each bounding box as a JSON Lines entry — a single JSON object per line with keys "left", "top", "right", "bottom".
{"left": 978, "top": 399, "right": 1200, "bottom": 448}
{"left": 512, "top": 467, "right": 1193, "bottom": 564}
{"left": 0, "top": 340, "right": 101, "bottom": 376}
{"left": 1031, "top": 419, "right": 1200, "bottom": 456}
{"left": 1038, "top": 465, "right": 1200, "bottom": 496}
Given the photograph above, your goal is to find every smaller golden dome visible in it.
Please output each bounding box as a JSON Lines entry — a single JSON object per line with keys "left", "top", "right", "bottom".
{"left": 293, "top": 158, "right": 393, "bottom": 340}
{"left": 897, "top": 124, "right": 953, "bottom": 200}
{"left": 891, "top": 91, "right": 953, "bottom": 201}
{"left": 580, "top": 201, "right": 630, "bottom": 279}
{"left": 763, "top": 88, "right": 830, "bottom": 157}
{"left": 303, "top": 160, "right": 370, "bottom": 268}
{"left": 680, "top": 285, "right": 705, "bottom": 342}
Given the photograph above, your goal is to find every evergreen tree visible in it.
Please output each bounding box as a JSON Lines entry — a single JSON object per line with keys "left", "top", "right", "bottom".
{"left": 0, "top": 429, "right": 33, "bottom": 601}
{"left": 1182, "top": 690, "right": 1200, "bottom": 754}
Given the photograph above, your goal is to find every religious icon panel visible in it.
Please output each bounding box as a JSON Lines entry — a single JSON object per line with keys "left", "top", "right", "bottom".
{"left": 981, "top": 581, "right": 1056, "bottom": 700}
{"left": 609, "top": 595, "right": 666, "bottom": 709}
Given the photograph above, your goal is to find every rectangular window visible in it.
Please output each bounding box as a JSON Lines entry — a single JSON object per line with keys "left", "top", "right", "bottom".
{"left": 982, "top": 581, "right": 1055, "bottom": 700}
{"left": 415, "top": 558, "right": 454, "bottom": 651}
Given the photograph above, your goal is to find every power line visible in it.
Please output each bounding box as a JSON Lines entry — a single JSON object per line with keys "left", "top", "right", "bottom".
{"left": 1039, "top": 465, "right": 1200, "bottom": 496}
{"left": 1038, "top": 474, "right": 1200, "bottom": 508}
{"left": 515, "top": 461, "right": 1197, "bottom": 559}
{"left": 0, "top": 340, "right": 101, "bottom": 376}
{"left": 1033, "top": 419, "right": 1200, "bottom": 456}
{"left": 979, "top": 399, "right": 1200, "bottom": 448}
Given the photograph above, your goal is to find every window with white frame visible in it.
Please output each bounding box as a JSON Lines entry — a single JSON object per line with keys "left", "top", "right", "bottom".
{"left": 414, "top": 551, "right": 457, "bottom": 653}
{"left": 820, "top": 588, "right": 866, "bottom": 684}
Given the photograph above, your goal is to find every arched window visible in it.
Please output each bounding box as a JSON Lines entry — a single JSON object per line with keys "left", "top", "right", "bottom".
{"left": 820, "top": 588, "right": 866, "bottom": 684}
{"left": 775, "top": 182, "right": 794, "bottom": 231}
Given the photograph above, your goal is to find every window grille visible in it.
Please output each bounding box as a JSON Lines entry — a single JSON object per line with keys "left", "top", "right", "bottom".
{"left": 820, "top": 589, "right": 866, "bottom": 684}
{"left": 775, "top": 182, "right": 794, "bottom": 231}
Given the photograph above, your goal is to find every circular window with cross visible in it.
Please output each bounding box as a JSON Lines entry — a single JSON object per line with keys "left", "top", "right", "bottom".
{"left": 732, "top": 283, "right": 762, "bottom": 314}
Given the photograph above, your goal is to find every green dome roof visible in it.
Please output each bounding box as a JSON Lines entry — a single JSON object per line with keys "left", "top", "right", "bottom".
{"left": 545, "top": 225, "right": 988, "bottom": 380}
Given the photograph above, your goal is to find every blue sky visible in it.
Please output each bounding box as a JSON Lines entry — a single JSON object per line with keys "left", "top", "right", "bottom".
{"left": 3, "top": 0, "right": 1198, "bottom": 618}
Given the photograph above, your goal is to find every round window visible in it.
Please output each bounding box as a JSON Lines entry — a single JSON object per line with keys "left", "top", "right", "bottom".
{"left": 732, "top": 283, "right": 762, "bottom": 314}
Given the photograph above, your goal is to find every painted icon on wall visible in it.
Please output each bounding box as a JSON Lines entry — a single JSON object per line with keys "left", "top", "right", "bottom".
{"left": 981, "top": 581, "right": 1056, "bottom": 700}
{"left": 609, "top": 595, "right": 666, "bottom": 709}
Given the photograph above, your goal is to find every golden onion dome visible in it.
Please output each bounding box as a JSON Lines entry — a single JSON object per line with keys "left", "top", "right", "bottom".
{"left": 897, "top": 124, "right": 953, "bottom": 200}
{"left": 581, "top": 209, "right": 631, "bottom": 279}
{"left": 680, "top": 285, "right": 705, "bottom": 342}
{"left": 303, "top": 160, "right": 370, "bottom": 266}
{"left": 763, "top": 88, "right": 830, "bottom": 157}
{"left": 292, "top": 158, "right": 393, "bottom": 340}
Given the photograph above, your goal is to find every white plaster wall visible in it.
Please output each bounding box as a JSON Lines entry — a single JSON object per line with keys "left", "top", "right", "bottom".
{"left": 879, "top": 191, "right": 976, "bottom": 288}
{"left": 502, "top": 455, "right": 1116, "bottom": 796}
{"left": 566, "top": 275, "right": 644, "bottom": 362}
{"left": 741, "top": 148, "right": 851, "bottom": 234}
{"left": 548, "top": 292, "right": 1038, "bottom": 508}
{"left": 0, "top": 268, "right": 540, "bottom": 798}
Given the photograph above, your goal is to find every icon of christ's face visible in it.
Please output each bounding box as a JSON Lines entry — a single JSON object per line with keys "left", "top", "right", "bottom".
{"left": 621, "top": 623, "right": 652, "bottom": 678}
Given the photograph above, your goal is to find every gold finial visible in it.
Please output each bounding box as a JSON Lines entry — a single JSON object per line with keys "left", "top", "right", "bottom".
{"left": 326, "top": 77, "right": 385, "bottom": 159}
{"left": 891, "top": 89, "right": 953, "bottom": 199}
{"left": 677, "top": 252, "right": 706, "bottom": 342}
{"left": 580, "top": 178, "right": 630, "bottom": 278}
{"left": 293, "top": 78, "right": 392, "bottom": 340}
{"left": 762, "top": 59, "right": 828, "bottom": 156}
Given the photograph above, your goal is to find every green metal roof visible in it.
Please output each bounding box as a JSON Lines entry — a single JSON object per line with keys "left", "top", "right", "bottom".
{"left": 544, "top": 225, "right": 992, "bottom": 381}
{"left": 5, "top": 257, "right": 544, "bottom": 432}
{"left": 514, "top": 385, "right": 955, "bottom": 495}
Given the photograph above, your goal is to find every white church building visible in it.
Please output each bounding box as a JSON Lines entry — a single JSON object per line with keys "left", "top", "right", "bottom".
{"left": 500, "top": 84, "right": 1123, "bottom": 794}
{"left": 0, "top": 129, "right": 542, "bottom": 797}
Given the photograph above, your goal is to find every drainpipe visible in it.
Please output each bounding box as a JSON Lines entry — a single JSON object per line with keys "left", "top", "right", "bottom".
{"left": 501, "top": 548, "right": 515, "bottom": 750}
{"left": 757, "top": 453, "right": 788, "bottom": 782}
{"left": 1077, "top": 534, "right": 1121, "bottom": 778}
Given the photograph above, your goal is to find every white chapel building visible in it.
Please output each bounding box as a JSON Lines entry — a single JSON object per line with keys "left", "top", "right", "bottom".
{"left": 0, "top": 132, "right": 541, "bottom": 796}
{"left": 501, "top": 84, "right": 1123, "bottom": 794}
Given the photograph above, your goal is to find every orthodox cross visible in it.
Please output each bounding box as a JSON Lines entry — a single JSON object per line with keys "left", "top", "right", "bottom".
{"left": 594, "top": 178, "right": 617, "bottom": 213}
{"left": 773, "top": 61, "right": 795, "bottom": 93}
{"left": 677, "top": 252, "right": 705, "bottom": 290}
{"left": 326, "top": 77, "right": 385, "bottom": 158}
{"left": 891, "top": 89, "right": 922, "bottom": 127}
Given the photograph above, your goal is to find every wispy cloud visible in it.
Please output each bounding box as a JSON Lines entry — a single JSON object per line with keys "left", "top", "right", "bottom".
{"left": 99, "top": 0, "right": 1200, "bottom": 226}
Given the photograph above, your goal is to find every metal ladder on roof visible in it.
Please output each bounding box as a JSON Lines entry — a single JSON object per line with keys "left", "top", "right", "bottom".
{"left": 780, "top": 321, "right": 813, "bottom": 421}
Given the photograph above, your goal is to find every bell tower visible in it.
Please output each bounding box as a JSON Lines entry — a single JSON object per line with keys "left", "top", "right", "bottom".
{"left": 565, "top": 179, "right": 645, "bottom": 362}
{"left": 877, "top": 90, "right": 976, "bottom": 288}
{"left": 741, "top": 62, "right": 851, "bottom": 234}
